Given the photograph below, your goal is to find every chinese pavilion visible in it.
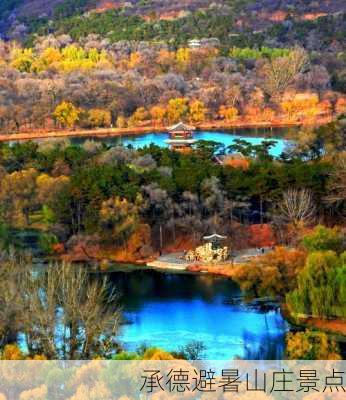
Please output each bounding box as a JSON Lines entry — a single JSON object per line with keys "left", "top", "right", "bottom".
{"left": 165, "top": 122, "right": 197, "bottom": 151}
{"left": 203, "top": 233, "right": 227, "bottom": 250}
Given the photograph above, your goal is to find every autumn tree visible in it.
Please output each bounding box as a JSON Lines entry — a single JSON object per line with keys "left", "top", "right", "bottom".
{"left": 87, "top": 109, "right": 111, "bottom": 128}
{"left": 0, "top": 251, "right": 120, "bottom": 360}
{"left": 262, "top": 48, "right": 309, "bottom": 98}
{"left": 233, "top": 247, "right": 306, "bottom": 297}
{"left": 116, "top": 115, "right": 127, "bottom": 128}
{"left": 218, "top": 106, "right": 239, "bottom": 122}
{"left": 281, "top": 93, "right": 320, "bottom": 121}
{"left": 286, "top": 330, "right": 341, "bottom": 360}
{"left": 10, "top": 48, "right": 34, "bottom": 73}
{"left": 176, "top": 48, "right": 191, "bottom": 71}
{"left": 166, "top": 98, "right": 189, "bottom": 124}
{"left": 149, "top": 105, "right": 166, "bottom": 125}
{"left": 36, "top": 174, "right": 70, "bottom": 206}
{"left": 53, "top": 102, "right": 81, "bottom": 129}
{"left": 0, "top": 168, "right": 38, "bottom": 227}
{"left": 128, "top": 107, "right": 149, "bottom": 127}
{"left": 302, "top": 225, "right": 344, "bottom": 254}
{"left": 99, "top": 197, "right": 139, "bottom": 246}
{"left": 189, "top": 100, "right": 207, "bottom": 124}
{"left": 156, "top": 49, "right": 175, "bottom": 73}
{"left": 33, "top": 47, "right": 62, "bottom": 72}
{"left": 0, "top": 252, "right": 31, "bottom": 346}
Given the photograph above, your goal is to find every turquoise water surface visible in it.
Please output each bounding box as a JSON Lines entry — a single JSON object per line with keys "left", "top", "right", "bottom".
{"left": 70, "top": 128, "right": 292, "bottom": 157}
{"left": 108, "top": 270, "right": 289, "bottom": 360}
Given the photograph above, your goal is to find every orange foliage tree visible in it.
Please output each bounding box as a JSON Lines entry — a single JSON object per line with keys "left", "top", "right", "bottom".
{"left": 150, "top": 105, "right": 167, "bottom": 125}
{"left": 281, "top": 93, "right": 320, "bottom": 121}
{"left": 224, "top": 156, "right": 250, "bottom": 170}
{"left": 218, "top": 105, "right": 239, "bottom": 122}
{"left": 232, "top": 246, "right": 306, "bottom": 297}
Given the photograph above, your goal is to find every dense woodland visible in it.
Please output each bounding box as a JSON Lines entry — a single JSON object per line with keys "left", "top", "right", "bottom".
{"left": 0, "top": 38, "right": 345, "bottom": 133}
{"left": 0, "top": 0, "right": 345, "bottom": 133}
{"left": 0, "top": 121, "right": 346, "bottom": 359}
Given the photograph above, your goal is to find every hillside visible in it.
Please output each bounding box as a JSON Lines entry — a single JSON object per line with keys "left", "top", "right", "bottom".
{"left": 1, "top": 0, "right": 346, "bottom": 41}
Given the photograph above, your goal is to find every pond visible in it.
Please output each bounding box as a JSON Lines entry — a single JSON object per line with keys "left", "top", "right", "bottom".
{"left": 67, "top": 127, "right": 293, "bottom": 157}
{"left": 105, "top": 268, "right": 289, "bottom": 360}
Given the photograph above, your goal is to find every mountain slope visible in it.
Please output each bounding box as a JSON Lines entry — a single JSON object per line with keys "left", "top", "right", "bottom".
{"left": 0, "top": 0, "right": 346, "bottom": 41}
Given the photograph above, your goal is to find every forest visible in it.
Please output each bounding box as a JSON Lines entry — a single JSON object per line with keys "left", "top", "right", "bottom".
{"left": 0, "top": 37, "right": 345, "bottom": 133}
{"left": 0, "top": 117, "right": 345, "bottom": 359}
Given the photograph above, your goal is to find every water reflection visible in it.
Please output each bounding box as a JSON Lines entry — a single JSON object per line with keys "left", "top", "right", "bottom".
{"left": 106, "top": 269, "right": 289, "bottom": 360}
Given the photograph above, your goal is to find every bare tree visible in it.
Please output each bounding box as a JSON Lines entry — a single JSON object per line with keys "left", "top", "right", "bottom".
{"left": 262, "top": 48, "right": 309, "bottom": 97}
{"left": 0, "top": 252, "right": 120, "bottom": 359}
{"left": 279, "top": 188, "right": 316, "bottom": 227}
{"left": 0, "top": 250, "right": 30, "bottom": 347}
{"left": 22, "top": 262, "right": 120, "bottom": 359}
{"left": 325, "top": 153, "right": 346, "bottom": 215}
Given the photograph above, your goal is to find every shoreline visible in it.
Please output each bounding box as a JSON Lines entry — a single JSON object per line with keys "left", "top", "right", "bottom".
{"left": 0, "top": 117, "right": 332, "bottom": 143}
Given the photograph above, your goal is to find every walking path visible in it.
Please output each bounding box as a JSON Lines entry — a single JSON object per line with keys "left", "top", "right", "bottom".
{"left": 147, "top": 248, "right": 272, "bottom": 271}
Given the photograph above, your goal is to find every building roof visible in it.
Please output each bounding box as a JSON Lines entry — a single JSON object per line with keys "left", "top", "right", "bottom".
{"left": 168, "top": 122, "right": 196, "bottom": 132}
{"left": 165, "top": 139, "right": 197, "bottom": 145}
{"left": 203, "top": 233, "right": 227, "bottom": 241}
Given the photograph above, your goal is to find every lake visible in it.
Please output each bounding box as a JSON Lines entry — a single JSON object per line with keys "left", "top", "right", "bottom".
{"left": 105, "top": 269, "right": 289, "bottom": 360}
{"left": 68, "top": 127, "right": 293, "bottom": 157}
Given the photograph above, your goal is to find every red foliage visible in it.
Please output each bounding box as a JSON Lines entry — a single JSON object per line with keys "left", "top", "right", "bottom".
{"left": 52, "top": 243, "right": 65, "bottom": 254}
{"left": 247, "top": 224, "right": 276, "bottom": 248}
{"left": 163, "top": 235, "right": 197, "bottom": 253}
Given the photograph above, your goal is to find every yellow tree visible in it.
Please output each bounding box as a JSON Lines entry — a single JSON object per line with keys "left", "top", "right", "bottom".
{"left": 32, "top": 47, "right": 62, "bottom": 72}
{"left": 176, "top": 48, "right": 191, "bottom": 71}
{"left": 167, "top": 98, "right": 189, "bottom": 124}
{"left": 19, "top": 385, "right": 47, "bottom": 400}
{"left": 57, "top": 45, "right": 97, "bottom": 72}
{"left": 116, "top": 115, "right": 127, "bottom": 128}
{"left": 189, "top": 100, "right": 207, "bottom": 123}
{"left": 127, "top": 52, "right": 142, "bottom": 69}
{"left": 36, "top": 174, "right": 70, "bottom": 206}
{"left": 0, "top": 168, "right": 38, "bottom": 227}
{"left": 286, "top": 330, "right": 341, "bottom": 360}
{"left": 128, "top": 107, "right": 149, "bottom": 127}
{"left": 53, "top": 102, "right": 81, "bottom": 128}
{"left": 87, "top": 109, "right": 111, "bottom": 128}
{"left": 10, "top": 48, "right": 34, "bottom": 73}
{"left": 149, "top": 105, "right": 167, "bottom": 125}
{"left": 218, "top": 105, "right": 239, "bottom": 122}
{"left": 281, "top": 93, "right": 319, "bottom": 121}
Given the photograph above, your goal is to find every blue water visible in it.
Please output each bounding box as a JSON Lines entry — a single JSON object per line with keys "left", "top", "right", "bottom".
{"left": 70, "top": 128, "right": 291, "bottom": 157}
{"left": 108, "top": 270, "right": 289, "bottom": 360}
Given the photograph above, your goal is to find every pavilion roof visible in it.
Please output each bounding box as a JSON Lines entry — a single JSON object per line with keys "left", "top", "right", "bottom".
{"left": 203, "top": 233, "right": 227, "bottom": 241}
{"left": 168, "top": 122, "right": 196, "bottom": 132}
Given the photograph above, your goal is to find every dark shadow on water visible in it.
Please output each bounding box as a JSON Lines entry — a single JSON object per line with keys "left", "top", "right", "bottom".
{"left": 242, "top": 330, "right": 286, "bottom": 360}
